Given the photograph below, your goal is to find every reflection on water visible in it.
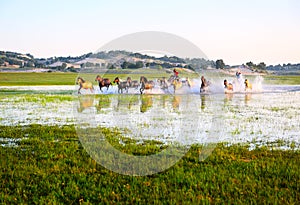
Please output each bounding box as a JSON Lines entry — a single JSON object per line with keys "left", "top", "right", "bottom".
{"left": 244, "top": 93, "right": 252, "bottom": 105}
{"left": 77, "top": 95, "right": 94, "bottom": 113}
{"left": 200, "top": 94, "right": 206, "bottom": 110}
{"left": 140, "top": 95, "right": 153, "bottom": 113}
{"left": 172, "top": 96, "right": 181, "bottom": 111}
{"left": 0, "top": 87, "right": 299, "bottom": 148}
{"left": 97, "top": 95, "right": 111, "bottom": 111}
{"left": 224, "top": 93, "right": 233, "bottom": 106}
{"left": 77, "top": 94, "right": 215, "bottom": 145}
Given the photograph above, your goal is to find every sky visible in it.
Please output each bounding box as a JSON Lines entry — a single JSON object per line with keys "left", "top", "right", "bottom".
{"left": 0, "top": 0, "right": 299, "bottom": 65}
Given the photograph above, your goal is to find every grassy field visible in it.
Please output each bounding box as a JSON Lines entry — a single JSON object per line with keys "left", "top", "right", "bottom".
{"left": 0, "top": 70, "right": 197, "bottom": 86}
{"left": 263, "top": 75, "right": 300, "bottom": 85}
{"left": 1, "top": 71, "right": 300, "bottom": 86}
{"left": 0, "top": 125, "right": 299, "bottom": 204}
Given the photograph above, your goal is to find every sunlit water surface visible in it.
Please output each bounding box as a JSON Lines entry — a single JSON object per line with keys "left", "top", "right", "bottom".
{"left": 0, "top": 83, "right": 299, "bottom": 148}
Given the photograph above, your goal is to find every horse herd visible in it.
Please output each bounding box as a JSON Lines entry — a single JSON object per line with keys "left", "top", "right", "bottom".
{"left": 76, "top": 75, "right": 193, "bottom": 94}
{"left": 77, "top": 74, "right": 254, "bottom": 95}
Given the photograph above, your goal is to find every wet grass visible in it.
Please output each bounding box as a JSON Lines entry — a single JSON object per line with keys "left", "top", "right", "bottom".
{"left": 0, "top": 94, "right": 74, "bottom": 105}
{"left": 0, "top": 125, "right": 299, "bottom": 204}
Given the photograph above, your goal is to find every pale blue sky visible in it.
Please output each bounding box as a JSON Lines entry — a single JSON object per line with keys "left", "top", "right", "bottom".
{"left": 0, "top": 0, "right": 299, "bottom": 65}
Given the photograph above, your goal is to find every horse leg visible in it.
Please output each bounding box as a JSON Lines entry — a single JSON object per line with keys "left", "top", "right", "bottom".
{"left": 90, "top": 86, "right": 94, "bottom": 94}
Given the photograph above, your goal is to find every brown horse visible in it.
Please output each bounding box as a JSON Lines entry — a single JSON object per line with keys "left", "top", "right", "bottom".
{"left": 140, "top": 76, "right": 154, "bottom": 94}
{"left": 127, "top": 77, "right": 140, "bottom": 89}
{"left": 158, "top": 77, "right": 169, "bottom": 90}
{"left": 113, "top": 77, "right": 128, "bottom": 93}
{"left": 77, "top": 77, "right": 94, "bottom": 94}
{"left": 200, "top": 76, "right": 210, "bottom": 93}
{"left": 224, "top": 79, "right": 233, "bottom": 93}
{"left": 95, "top": 75, "right": 112, "bottom": 92}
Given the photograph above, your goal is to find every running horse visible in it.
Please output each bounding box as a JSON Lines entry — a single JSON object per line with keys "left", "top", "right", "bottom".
{"left": 224, "top": 79, "right": 233, "bottom": 93}
{"left": 113, "top": 77, "right": 128, "bottom": 93}
{"left": 244, "top": 79, "right": 252, "bottom": 91}
{"left": 140, "top": 76, "right": 154, "bottom": 94}
{"left": 158, "top": 77, "right": 169, "bottom": 90}
{"left": 77, "top": 77, "right": 94, "bottom": 94}
{"left": 168, "top": 76, "right": 182, "bottom": 93}
{"left": 200, "top": 76, "right": 210, "bottom": 93}
{"left": 95, "top": 75, "right": 112, "bottom": 92}
{"left": 127, "top": 77, "right": 140, "bottom": 89}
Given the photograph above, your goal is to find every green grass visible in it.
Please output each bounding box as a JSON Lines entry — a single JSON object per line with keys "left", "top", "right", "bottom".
{"left": 1, "top": 72, "right": 299, "bottom": 86}
{"left": 0, "top": 71, "right": 198, "bottom": 86}
{"left": 0, "top": 72, "right": 78, "bottom": 86}
{"left": 263, "top": 75, "right": 300, "bottom": 85}
{"left": 0, "top": 125, "right": 299, "bottom": 204}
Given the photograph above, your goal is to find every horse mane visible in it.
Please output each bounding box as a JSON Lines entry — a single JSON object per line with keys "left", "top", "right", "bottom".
{"left": 77, "top": 77, "right": 85, "bottom": 83}
{"left": 140, "top": 76, "right": 148, "bottom": 83}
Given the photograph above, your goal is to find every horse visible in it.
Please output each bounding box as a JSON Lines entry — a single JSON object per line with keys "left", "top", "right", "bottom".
{"left": 172, "top": 79, "right": 183, "bottom": 92}
{"left": 244, "top": 79, "right": 252, "bottom": 91}
{"left": 113, "top": 77, "right": 128, "bottom": 94}
{"left": 224, "top": 79, "right": 233, "bottom": 93}
{"left": 127, "top": 77, "right": 140, "bottom": 89}
{"left": 158, "top": 77, "right": 169, "bottom": 90}
{"left": 77, "top": 77, "right": 94, "bottom": 94}
{"left": 200, "top": 76, "right": 210, "bottom": 93}
{"left": 140, "top": 76, "right": 154, "bottom": 94}
{"left": 95, "top": 75, "right": 112, "bottom": 92}
{"left": 167, "top": 76, "right": 182, "bottom": 93}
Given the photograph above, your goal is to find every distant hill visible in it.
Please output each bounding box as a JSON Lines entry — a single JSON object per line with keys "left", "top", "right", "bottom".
{"left": 0, "top": 50, "right": 215, "bottom": 73}
{"left": 1, "top": 50, "right": 299, "bottom": 75}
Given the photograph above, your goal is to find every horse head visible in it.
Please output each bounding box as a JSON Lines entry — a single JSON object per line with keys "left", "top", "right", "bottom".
{"left": 95, "top": 75, "right": 102, "bottom": 82}
{"left": 140, "top": 76, "right": 148, "bottom": 83}
{"left": 113, "top": 77, "right": 120, "bottom": 84}
{"left": 77, "top": 77, "right": 85, "bottom": 84}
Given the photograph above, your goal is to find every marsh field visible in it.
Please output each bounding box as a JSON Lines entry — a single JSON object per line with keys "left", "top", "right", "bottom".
{"left": 0, "top": 72, "right": 299, "bottom": 204}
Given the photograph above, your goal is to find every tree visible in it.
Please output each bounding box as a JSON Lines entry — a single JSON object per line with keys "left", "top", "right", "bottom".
{"left": 135, "top": 61, "right": 144, "bottom": 69}
{"left": 108, "top": 64, "right": 116, "bottom": 69}
{"left": 121, "top": 61, "right": 130, "bottom": 69}
{"left": 257, "top": 62, "right": 266, "bottom": 70}
{"left": 0, "top": 58, "right": 5, "bottom": 65}
{"left": 246, "top": 61, "right": 254, "bottom": 68}
{"left": 216, "top": 59, "right": 225, "bottom": 69}
{"left": 61, "top": 63, "right": 67, "bottom": 69}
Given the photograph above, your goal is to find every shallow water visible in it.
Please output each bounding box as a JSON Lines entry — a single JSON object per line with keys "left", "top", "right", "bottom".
{"left": 0, "top": 83, "right": 299, "bottom": 148}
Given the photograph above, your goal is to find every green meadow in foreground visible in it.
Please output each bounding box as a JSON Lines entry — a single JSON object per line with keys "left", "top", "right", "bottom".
{"left": 0, "top": 125, "right": 299, "bottom": 204}
{"left": 0, "top": 72, "right": 300, "bottom": 86}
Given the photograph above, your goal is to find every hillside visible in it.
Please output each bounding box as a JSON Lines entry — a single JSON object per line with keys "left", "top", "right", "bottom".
{"left": 1, "top": 50, "right": 299, "bottom": 75}
{"left": 0, "top": 50, "right": 215, "bottom": 73}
